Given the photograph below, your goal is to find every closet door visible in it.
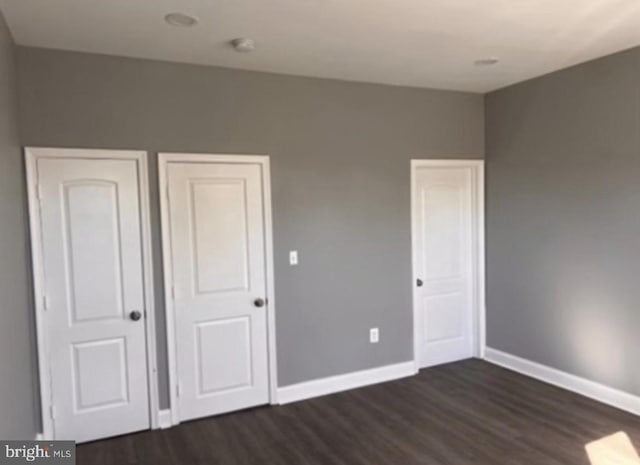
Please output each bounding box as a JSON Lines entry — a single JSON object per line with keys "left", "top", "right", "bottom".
{"left": 34, "top": 152, "right": 150, "bottom": 442}
{"left": 163, "top": 159, "right": 270, "bottom": 421}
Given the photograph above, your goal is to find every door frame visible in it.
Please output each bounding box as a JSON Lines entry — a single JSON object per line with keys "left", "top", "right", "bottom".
{"left": 410, "top": 159, "right": 485, "bottom": 371}
{"left": 25, "top": 147, "right": 160, "bottom": 440}
{"left": 158, "top": 153, "right": 278, "bottom": 426}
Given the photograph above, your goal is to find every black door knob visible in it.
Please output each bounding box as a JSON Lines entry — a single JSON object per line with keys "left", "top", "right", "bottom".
{"left": 130, "top": 310, "right": 142, "bottom": 321}
{"left": 416, "top": 279, "right": 423, "bottom": 287}
{"left": 254, "top": 298, "right": 265, "bottom": 308}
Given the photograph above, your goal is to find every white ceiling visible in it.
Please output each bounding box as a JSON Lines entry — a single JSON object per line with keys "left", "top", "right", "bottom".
{"left": 1, "top": 0, "right": 640, "bottom": 92}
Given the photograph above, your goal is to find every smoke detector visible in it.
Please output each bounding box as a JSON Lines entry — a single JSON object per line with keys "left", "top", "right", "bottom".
{"left": 474, "top": 57, "right": 500, "bottom": 66}
{"left": 165, "top": 13, "right": 199, "bottom": 27}
{"left": 231, "top": 38, "right": 256, "bottom": 52}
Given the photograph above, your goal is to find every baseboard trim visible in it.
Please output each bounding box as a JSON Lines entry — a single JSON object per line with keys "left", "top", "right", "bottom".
{"left": 484, "top": 347, "right": 640, "bottom": 416}
{"left": 157, "top": 409, "right": 173, "bottom": 429}
{"left": 277, "top": 361, "right": 417, "bottom": 405}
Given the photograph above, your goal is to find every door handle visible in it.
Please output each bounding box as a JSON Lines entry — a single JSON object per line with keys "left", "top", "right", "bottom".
{"left": 129, "top": 310, "right": 143, "bottom": 321}
{"left": 416, "top": 279, "right": 423, "bottom": 287}
{"left": 254, "top": 298, "right": 266, "bottom": 308}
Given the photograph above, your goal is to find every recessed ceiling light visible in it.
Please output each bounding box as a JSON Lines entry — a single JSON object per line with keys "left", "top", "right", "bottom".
{"left": 474, "top": 57, "right": 500, "bottom": 66}
{"left": 164, "top": 12, "right": 198, "bottom": 27}
{"left": 230, "top": 38, "right": 256, "bottom": 53}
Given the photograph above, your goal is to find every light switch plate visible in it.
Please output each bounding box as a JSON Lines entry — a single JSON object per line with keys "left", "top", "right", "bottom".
{"left": 370, "top": 328, "right": 380, "bottom": 344}
{"left": 289, "top": 250, "right": 298, "bottom": 266}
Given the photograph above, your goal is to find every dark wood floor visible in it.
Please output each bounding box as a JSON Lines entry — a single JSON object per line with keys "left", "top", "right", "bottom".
{"left": 78, "top": 359, "right": 640, "bottom": 464}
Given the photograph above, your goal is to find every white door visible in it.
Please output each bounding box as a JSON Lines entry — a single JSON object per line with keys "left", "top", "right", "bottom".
{"left": 164, "top": 161, "right": 270, "bottom": 421}
{"left": 413, "top": 163, "right": 481, "bottom": 368}
{"left": 37, "top": 156, "right": 150, "bottom": 442}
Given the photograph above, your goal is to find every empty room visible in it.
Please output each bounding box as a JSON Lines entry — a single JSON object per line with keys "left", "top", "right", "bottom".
{"left": 1, "top": 1, "right": 639, "bottom": 464}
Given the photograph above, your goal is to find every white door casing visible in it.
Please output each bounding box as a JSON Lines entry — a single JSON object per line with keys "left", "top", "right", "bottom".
{"left": 411, "top": 160, "right": 485, "bottom": 369}
{"left": 26, "top": 148, "right": 157, "bottom": 443}
{"left": 159, "top": 154, "right": 276, "bottom": 423}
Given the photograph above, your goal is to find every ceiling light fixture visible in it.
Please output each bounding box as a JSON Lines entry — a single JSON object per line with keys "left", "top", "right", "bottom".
{"left": 164, "top": 12, "right": 199, "bottom": 27}
{"left": 231, "top": 38, "right": 256, "bottom": 52}
{"left": 474, "top": 57, "right": 500, "bottom": 66}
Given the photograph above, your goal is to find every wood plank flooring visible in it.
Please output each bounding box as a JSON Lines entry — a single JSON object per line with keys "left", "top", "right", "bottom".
{"left": 78, "top": 359, "right": 640, "bottom": 464}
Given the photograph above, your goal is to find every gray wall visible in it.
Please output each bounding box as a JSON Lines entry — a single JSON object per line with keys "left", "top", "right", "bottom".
{"left": 0, "top": 14, "right": 38, "bottom": 438}
{"left": 486, "top": 47, "right": 640, "bottom": 394}
{"left": 16, "top": 47, "right": 484, "bottom": 410}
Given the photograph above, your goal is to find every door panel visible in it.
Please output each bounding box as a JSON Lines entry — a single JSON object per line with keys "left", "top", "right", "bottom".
{"left": 423, "top": 294, "right": 465, "bottom": 342}
{"left": 63, "top": 181, "right": 124, "bottom": 323}
{"left": 38, "top": 157, "right": 149, "bottom": 442}
{"left": 196, "top": 317, "right": 253, "bottom": 395}
{"left": 190, "top": 179, "right": 250, "bottom": 294}
{"left": 414, "top": 166, "right": 476, "bottom": 368}
{"left": 72, "top": 338, "right": 129, "bottom": 410}
{"left": 166, "top": 162, "right": 269, "bottom": 422}
{"left": 422, "top": 185, "right": 462, "bottom": 280}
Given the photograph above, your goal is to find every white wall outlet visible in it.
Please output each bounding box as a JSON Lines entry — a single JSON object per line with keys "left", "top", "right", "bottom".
{"left": 289, "top": 250, "right": 298, "bottom": 266}
{"left": 369, "top": 327, "right": 380, "bottom": 344}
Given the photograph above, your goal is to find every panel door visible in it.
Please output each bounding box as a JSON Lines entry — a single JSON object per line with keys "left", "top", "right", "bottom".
{"left": 37, "top": 157, "right": 149, "bottom": 442}
{"left": 166, "top": 162, "right": 269, "bottom": 421}
{"left": 414, "top": 166, "right": 475, "bottom": 368}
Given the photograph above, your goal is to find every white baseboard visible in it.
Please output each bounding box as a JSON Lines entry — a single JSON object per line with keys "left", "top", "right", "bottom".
{"left": 484, "top": 347, "right": 640, "bottom": 416}
{"left": 157, "top": 409, "right": 173, "bottom": 429}
{"left": 35, "top": 433, "right": 44, "bottom": 441}
{"left": 277, "top": 361, "right": 417, "bottom": 405}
